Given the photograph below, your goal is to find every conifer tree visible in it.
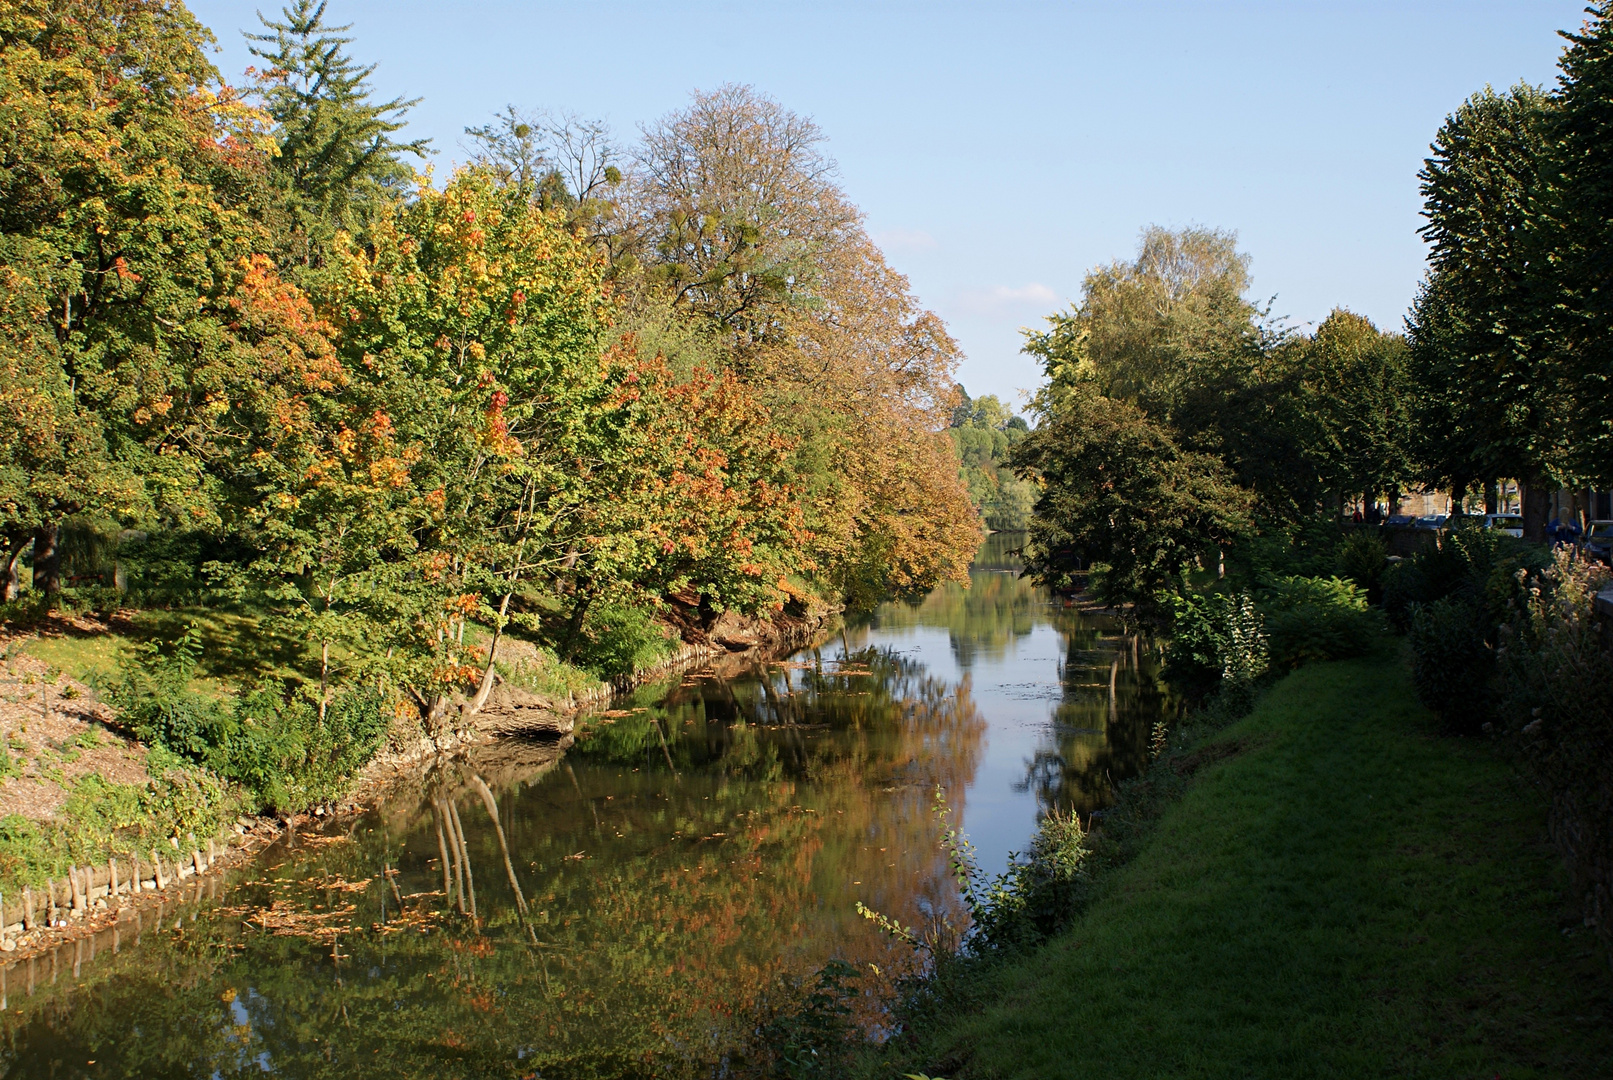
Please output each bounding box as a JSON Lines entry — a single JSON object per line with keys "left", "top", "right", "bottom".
{"left": 247, "top": 0, "right": 429, "bottom": 258}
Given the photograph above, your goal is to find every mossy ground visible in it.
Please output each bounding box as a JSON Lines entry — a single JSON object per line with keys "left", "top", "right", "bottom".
{"left": 875, "top": 641, "right": 1613, "bottom": 1079}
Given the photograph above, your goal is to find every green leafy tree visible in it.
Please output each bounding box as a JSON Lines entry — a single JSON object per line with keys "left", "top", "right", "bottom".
{"left": 1012, "top": 381, "right": 1253, "bottom": 610}
{"left": 1024, "top": 227, "right": 1304, "bottom": 517}
{"left": 1294, "top": 310, "right": 1416, "bottom": 513}
{"left": 1409, "top": 83, "right": 1560, "bottom": 537}
{"left": 1543, "top": 4, "right": 1613, "bottom": 486}
{"left": 0, "top": 0, "right": 299, "bottom": 593}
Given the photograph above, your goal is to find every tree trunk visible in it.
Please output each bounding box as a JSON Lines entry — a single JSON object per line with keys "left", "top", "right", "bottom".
{"left": 561, "top": 592, "right": 593, "bottom": 662}
{"left": 31, "top": 523, "right": 60, "bottom": 596}
{"left": 1521, "top": 475, "right": 1552, "bottom": 543}
{"left": 2, "top": 531, "right": 30, "bottom": 602}
{"left": 318, "top": 640, "right": 330, "bottom": 725}
{"left": 1484, "top": 480, "right": 1498, "bottom": 516}
{"left": 1449, "top": 478, "right": 1470, "bottom": 521}
{"left": 468, "top": 592, "right": 512, "bottom": 715}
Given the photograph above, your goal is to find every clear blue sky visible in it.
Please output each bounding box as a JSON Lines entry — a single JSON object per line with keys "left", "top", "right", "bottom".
{"left": 190, "top": 0, "right": 1585, "bottom": 411}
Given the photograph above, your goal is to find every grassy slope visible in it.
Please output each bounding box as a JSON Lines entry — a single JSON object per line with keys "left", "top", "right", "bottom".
{"left": 902, "top": 645, "right": 1613, "bottom": 1079}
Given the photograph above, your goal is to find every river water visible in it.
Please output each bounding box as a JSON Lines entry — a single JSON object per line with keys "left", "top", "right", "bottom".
{"left": 0, "top": 534, "right": 1171, "bottom": 1079}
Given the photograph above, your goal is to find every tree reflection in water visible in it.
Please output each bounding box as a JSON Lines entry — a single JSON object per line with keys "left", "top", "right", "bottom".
{"left": 864, "top": 531, "right": 1175, "bottom": 817}
{"left": 0, "top": 650, "right": 985, "bottom": 1078}
{"left": 0, "top": 534, "right": 1171, "bottom": 1078}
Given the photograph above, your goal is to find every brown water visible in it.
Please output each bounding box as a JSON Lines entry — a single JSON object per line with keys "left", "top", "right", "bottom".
{"left": 0, "top": 534, "right": 1172, "bottom": 1079}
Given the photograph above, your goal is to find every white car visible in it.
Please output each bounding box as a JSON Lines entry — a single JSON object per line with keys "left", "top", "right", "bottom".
{"left": 1481, "top": 513, "right": 1523, "bottom": 537}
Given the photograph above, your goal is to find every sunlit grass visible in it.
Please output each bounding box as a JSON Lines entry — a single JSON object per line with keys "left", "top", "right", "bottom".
{"left": 881, "top": 643, "right": 1613, "bottom": 1079}
{"left": 22, "top": 606, "right": 306, "bottom": 697}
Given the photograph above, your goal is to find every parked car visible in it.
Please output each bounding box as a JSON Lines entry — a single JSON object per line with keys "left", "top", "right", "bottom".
{"left": 1414, "top": 514, "right": 1448, "bottom": 530}
{"left": 1583, "top": 522, "right": 1613, "bottom": 563}
{"left": 1481, "top": 513, "right": 1524, "bottom": 537}
{"left": 1385, "top": 514, "right": 1418, "bottom": 527}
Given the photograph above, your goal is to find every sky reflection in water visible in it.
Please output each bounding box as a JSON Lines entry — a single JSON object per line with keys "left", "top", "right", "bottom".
{"left": 0, "top": 532, "right": 1170, "bottom": 1079}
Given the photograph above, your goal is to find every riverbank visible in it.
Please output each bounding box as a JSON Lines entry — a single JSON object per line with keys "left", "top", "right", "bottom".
{"left": 876, "top": 641, "right": 1613, "bottom": 1079}
{"left": 0, "top": 601, "right": 841, "bottom": 963}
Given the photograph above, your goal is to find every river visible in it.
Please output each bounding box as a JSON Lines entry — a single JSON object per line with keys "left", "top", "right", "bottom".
{"left": 0, "top": 533, "right": 1172, "bottom": 1079}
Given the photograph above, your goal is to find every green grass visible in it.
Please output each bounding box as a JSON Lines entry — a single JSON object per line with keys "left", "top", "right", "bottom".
{"left": 22, "top": 607, "right": 310, "bottom": 696}
{"left": 883, "top": 643, "right": 1613, "bottom": 1079}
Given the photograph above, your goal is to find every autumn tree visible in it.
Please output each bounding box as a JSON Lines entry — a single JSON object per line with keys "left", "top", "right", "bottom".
{"left": 464, "top": 107, "right": 628, "bottom": 256}
{"left": 631, "top": 84, "right": 860, "bottom": 340}
{"left": 622, "top": 88, "right": 980, "bottom": 605}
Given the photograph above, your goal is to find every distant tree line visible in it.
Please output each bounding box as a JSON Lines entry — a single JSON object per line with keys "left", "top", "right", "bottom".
{"left": 948, "top": 389, "right": 1035, "bottom": 532}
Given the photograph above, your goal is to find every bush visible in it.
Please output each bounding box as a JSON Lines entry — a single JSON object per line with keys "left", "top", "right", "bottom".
{"left": 224, "top": 685, "right": 387, "bottom": 812}
{"left": 107, "top": 625, "right": 387, "bottom": 812}
{"left": 115, "top": 529, "right": 253, "bottom": 608}
{"left": 106, "top": 625, "right": 233, "bottom": 759}
{"left": 1259, "top": 575, "right": 1379, "bottom": 671}
{"left": 1408, "top": 595, "right": 1493, "bottom": 732}
{"left": 860, "top": 791, "right": 1092, "bottom": 961}
{"left": 573, "top": 601, "right": 678, "bottom": 682}
{"left": 1336, "top": 530, "right": 1388, "bottom": 598}
{"left": 1391, "top": 528, "right": 1551, "bottom": 728}
{"left": 1224, "top": 515, "right": 1346, "bottom": 587}
{"left": 1164, "top": 591, "right": 1269, "bottom": 704}
{"left": 1381, "top": 559, "right": 1429, "bottom": 632}
{"left": 1497, "top": 550, "right": 1613, "bottom": 963}
{"left": 1387, "top": 528, "right": 1551, "bottom": 632}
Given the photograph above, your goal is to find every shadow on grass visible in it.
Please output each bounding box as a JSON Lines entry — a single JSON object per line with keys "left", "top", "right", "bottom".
{"left": 24, "top": 604, "right": 310, "bottom": 693}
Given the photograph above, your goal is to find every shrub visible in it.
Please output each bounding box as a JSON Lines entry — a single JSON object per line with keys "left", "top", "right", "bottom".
{"left": 860, "top": 790, "right": 1093, "bottom": 961}
{"left": 1391, "top": 528, "right": 1551, "bottom": 728}
{"left": 1407, "top": 594, "right": 1493, "bottom": 732}
{"left": 1259, "top": 575, "right": 1379, "bottom": 671}
{"left": 106, "top": 625, "right": 233, "bottom": 759}
{"left": 1387, "top": 527, "right": 1551, "bottom": 633}
{"left": 1497, "top": 550, "right": 1613, "bottom": 963}
{"left": 1224, "top": 515, "right": 1345, "bottom": 585}
{"left": 573, "top": 601, "right": 678, "bottom": 682}
{"left": 226, "top": 685, "right": 387, "bottom": 812}
{"left": 115, "top": 529, "right": 253, "bottom": 608}
{"left": 107, "top": 625, "right": 387, "bottom": 813}
{"left": 1380, "top": 559, "right": 1429, "bottom": 632}
{"left": 1336, "top": 530, "right": 1388, "bottom": 598}
{"left": 1164, "top": 591, "right": 1269, "bottom": 703}
{"left": 969, "top": 808, "right": 1092, "bottom": 951}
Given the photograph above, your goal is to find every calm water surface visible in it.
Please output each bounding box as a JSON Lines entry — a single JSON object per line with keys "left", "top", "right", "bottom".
{"left": 0, "top": 534, "right": 1171, "bottom": 1078}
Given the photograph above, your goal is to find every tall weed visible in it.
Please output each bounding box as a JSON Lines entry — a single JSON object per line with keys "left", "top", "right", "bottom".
{"left": 1164, "top": 591, "right": 1268, "bottom": 704}
{"left": 1497, "top": 549, "right": 1613, "bottom": 962}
